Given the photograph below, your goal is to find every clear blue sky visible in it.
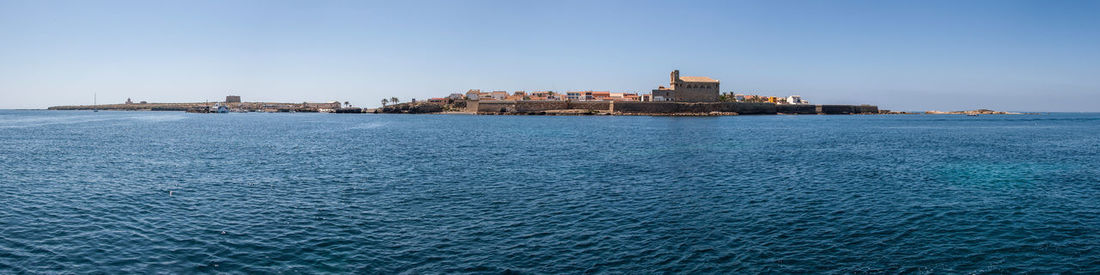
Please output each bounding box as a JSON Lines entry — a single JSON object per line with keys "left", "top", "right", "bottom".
{"left": 1, "top": 0, "right": 1098, "bottom": 111}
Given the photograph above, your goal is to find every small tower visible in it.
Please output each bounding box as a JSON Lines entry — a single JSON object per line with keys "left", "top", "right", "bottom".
{"left": 670, "top": 70, "right": 680, "bottom": 89}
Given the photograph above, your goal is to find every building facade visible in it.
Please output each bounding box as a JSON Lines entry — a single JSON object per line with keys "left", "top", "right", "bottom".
{"left": 787, "top": 95, "right": 807, "bottom": 104}
{"left": 650, "top": 70, "right": 720, "bottom": 102}
{"left": 490, "top": 91, "right": 509, "bottom": 100}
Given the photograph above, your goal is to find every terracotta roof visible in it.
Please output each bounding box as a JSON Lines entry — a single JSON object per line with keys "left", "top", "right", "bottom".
{"left": 679, "top": 76, "right": 719, "bottom": 83}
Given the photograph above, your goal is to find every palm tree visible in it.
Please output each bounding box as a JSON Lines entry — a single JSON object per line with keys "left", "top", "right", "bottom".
{"left": 344, "top": 101, "right": 350, "bottom": 108}
{"left": 390, "top": 97, "right": 399, "bottom": 104}
{"left": 381, "top": 98, "right": 388, "bottom": 107}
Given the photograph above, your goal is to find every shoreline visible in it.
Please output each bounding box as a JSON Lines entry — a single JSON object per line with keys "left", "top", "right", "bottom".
{"left": 43, "top": 102, "right": 1040, "bottom": 116}
{"left": 37, "top": 107, "right": 1041, "bottom": 116}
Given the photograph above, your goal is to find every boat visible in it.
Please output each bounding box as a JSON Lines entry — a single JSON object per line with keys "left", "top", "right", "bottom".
{"left": 212, "top": 103, "right": 229, "bottom": 113}
{"left": 93, "top": 93, "right": 99, "bottom": 112}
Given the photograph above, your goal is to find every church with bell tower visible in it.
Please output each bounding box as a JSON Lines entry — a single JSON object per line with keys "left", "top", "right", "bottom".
{"left": 651, "top": 70, "right": 720, "bottom": 102}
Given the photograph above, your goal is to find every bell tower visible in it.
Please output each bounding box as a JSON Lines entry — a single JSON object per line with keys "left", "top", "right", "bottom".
{"left": 670, "top": 70, "right": 680, "bottom": 89}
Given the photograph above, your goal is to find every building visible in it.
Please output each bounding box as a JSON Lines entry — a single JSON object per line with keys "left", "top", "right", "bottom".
{"left": 506, "top": 91, "right": 528, "bottom": 101}
{"left": 651, "top": 70, "right": 720, "bottom": 102}
{"left": 787, "top": 95, "right": 806, "bottom": 104}
{"left": 528, "top": 91, "right": 554, "bottom": 100}
{"left": 608, "top": 92, "right": 640, "bottom": 101}
{"left": 566, "top": 92, "right": 581, "bottom": 100}
{"left": 226, "top": 95, "right": 242, "bottom": 103}
{"left": 448, "top": 93, "right": 465, "bottom": 100}
{"left": 466, "top": 89, "right": 481, "bottom": 100}
{"left": 590, "top": 91, "right": 610, "bottom": 101}
{"left": 490, "top": 91, "right": 509, "bottom": 100}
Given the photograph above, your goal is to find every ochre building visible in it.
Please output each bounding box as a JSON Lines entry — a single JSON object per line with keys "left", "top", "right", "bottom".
{"left": 651, "top": 70, "right": 719, "bottom": 102}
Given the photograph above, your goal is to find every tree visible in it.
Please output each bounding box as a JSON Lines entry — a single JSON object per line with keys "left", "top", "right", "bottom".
{"left": 381, "top": 98, "right": 388, "bottom": 107}
{"left": 344, "top": 101, "right": 350, "bottom": 107}
{"left": 390, "top": 97, "right": 399, "bottom": 104}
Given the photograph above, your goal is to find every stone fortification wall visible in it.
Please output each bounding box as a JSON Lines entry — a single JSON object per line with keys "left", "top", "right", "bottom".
{"left": 855, "top": 105, "right": 879, "bottom": 114}
{"left": 567, "top": 101, "right": 610, "bottom": 111}
{"left": 475, "top": 101, "right": 608, "bottom": 113}
{"left": 776, "top": 104, "right": 817, "bottom": 114}
{"left": 468, "top": 100, "right": 876, "bottom": 115}
{"left": 729, "top": 103, "right": 778, "bottom": 115}
{"left": 819, "top": 105, "right": 879, "bottom": 114}
{"left": 475, "top": 101, "right": 516, "bottom": 113}
{"left": 613, "top": 102, "right": 776, "bottom": 115}
{"left": 517, "top": 101, "right": 569, "bottom": 112}
{"left": 464, "top": 100, "right": 479, "bottom": 112}
{"left": 819, "top": 105, "right": 852, "bottom": 114}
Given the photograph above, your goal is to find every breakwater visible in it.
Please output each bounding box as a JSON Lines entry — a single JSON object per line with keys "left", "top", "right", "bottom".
{"left": 463, "top": 100, "right": 879, "bottom": 115}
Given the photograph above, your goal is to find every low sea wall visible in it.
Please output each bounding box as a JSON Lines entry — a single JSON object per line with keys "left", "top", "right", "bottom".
{"left": 471, "top": 101, "right": 610, "bottom": 113}
{"left": 462, "top": 100, "right": 877, "bottom": 115}
{"left": 613, "top": 102, "right": 777, "bottom": 115}
{"left": 776, "top": 104, "right": 817, "bottom": 114}
{"left": 466, "top": 100, "right": 875, "bottom": 114}
{"left": 818, "top": 105, "right": 879, "bottom": 114}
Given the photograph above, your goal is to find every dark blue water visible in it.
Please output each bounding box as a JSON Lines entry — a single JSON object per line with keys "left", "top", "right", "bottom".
{"left": 1, "top": 110, "right": 1098, "bottom": 273}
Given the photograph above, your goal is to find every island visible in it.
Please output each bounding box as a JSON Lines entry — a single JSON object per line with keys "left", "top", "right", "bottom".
{"left": 378, "top": 70, "right": 884, "bottom": 116}
{"left": 46, "top": 71, "right": 1028, "bottom": 116}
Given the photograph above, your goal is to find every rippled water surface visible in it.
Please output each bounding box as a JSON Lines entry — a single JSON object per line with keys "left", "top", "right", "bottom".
{"left": 1, "top": 110, "right": 1099, "bottom": 273}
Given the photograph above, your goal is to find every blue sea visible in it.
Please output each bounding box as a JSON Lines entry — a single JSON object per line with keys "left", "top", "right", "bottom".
{"left": 1, "top": 110, "right": 1098, "bottom": 273}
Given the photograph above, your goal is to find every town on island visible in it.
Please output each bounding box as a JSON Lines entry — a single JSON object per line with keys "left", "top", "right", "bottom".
{"left": 47, "top": 70, "right": 1020, "bottom": 116}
